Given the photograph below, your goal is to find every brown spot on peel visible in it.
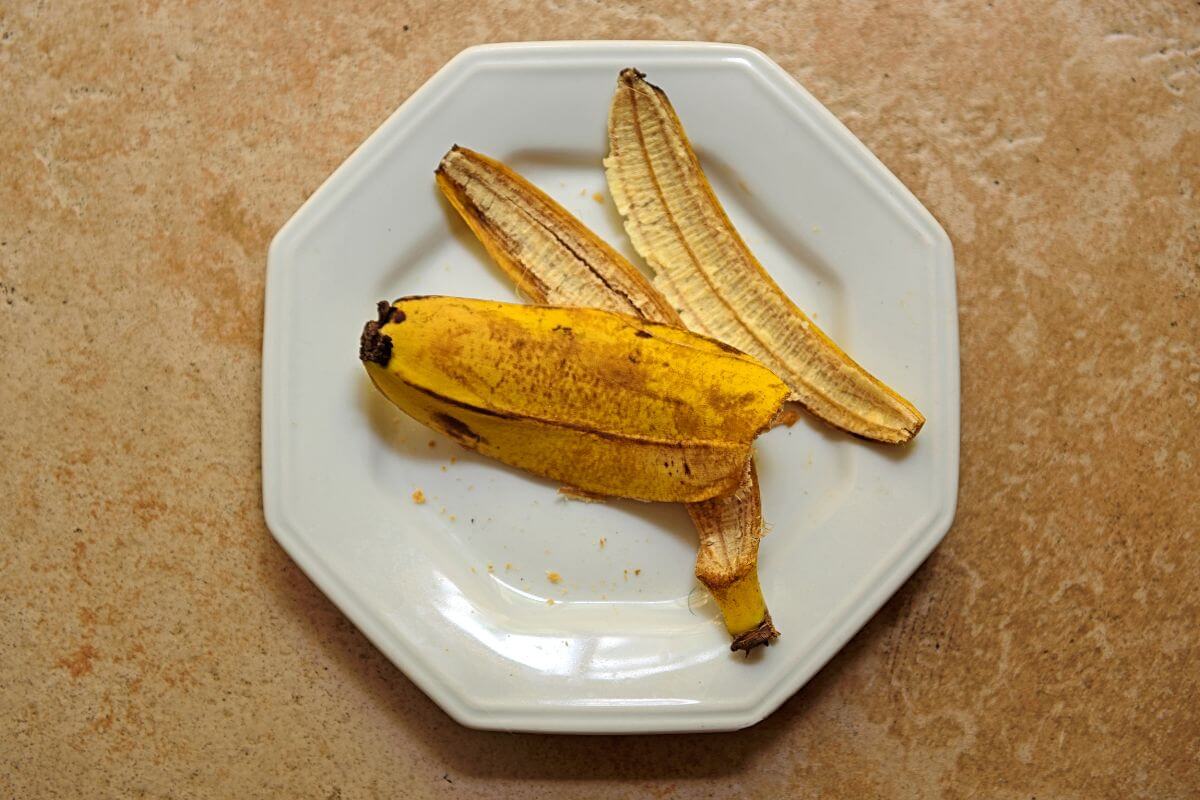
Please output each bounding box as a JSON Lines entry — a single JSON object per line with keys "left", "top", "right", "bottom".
{"left": 431, "top": 412, "right": 485, "bottom": 447}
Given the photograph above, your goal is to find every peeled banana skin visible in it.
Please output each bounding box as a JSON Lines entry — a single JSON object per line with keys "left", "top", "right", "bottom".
{"left": 436, "top": 146, "right": 678, "bottom": 322}
{"left": 360, "top": 296, "right": 789, "bottom": 505}
{"left": 437, "top": 147, "right": 779, "bottom": 650}
{"left": 605, "top": 69, "right": 925, "bottom": 444}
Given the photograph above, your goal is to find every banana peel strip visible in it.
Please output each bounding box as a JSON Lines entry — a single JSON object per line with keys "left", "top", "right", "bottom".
{"left": 605, "top": 69, "right": 924, "bottom": 444}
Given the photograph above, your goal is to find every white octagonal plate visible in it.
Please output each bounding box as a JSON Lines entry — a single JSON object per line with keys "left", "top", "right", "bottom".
{"left": 263, "top": 41, "right": 959, "bottom": 733}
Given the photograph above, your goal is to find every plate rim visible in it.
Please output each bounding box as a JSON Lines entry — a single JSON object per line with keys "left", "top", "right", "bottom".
{"left": 262, "top": 40, "right": 960, "bottom": 734}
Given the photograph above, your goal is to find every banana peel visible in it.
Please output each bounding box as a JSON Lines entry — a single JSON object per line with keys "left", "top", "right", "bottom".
{"left": 436, "top": 145, "right": 678, "bottom": 322}
{"left": 605, "top": 69, "right": 925, "bottom": 444}
{"left": 360, "top": 296, "right": 788, "bottom": 504}
{"left": 437, "top": 147, "right": 778, "bottom": 650}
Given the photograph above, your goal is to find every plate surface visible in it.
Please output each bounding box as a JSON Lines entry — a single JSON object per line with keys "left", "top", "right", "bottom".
{"left": 262, "top": 41, "right": 959, "bottom": 733}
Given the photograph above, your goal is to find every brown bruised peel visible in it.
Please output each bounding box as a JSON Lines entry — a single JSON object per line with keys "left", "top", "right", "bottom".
{"left": 361, "top": 296, "right": 789, "bottom": 504}
{"left": 605, "top": 69, "right": 924, "bottom": 444}
{"left": 437, "top": 146, "right": 779, "bottom": 648}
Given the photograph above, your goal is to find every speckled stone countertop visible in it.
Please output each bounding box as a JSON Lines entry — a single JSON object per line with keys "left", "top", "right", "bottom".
{"left": 3, "top": 2, "right": 1198, "bottom": 797}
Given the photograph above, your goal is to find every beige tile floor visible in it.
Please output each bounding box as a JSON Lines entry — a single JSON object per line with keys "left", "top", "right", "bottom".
{"left": 2, "top": 2, "right": 1198, "bottom": 797}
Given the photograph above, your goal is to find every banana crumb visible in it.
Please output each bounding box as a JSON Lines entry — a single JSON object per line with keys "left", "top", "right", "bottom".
{"left": 634, "top": 569, "right": 642, "bottom": 576}
{"left": 450, "top": 456, "right": 457, "bottom": 464}
{"left": 546, "top": 598, "right": 555, "bottom": 605}
{"left": 505, "top": 562, "right": 513, "bottom": 571}
{"left": 599, "top": 537, "right": 606, "bottom": 549}
{"left": 486, "top": 563, "right": 494, "bottom": 573}
{"left": 592, "top": 192, "right": 604, "bottom": 204}
{"left": 411, "top": 489, "right": 426, "bottom": 504}
{"left": 440, "top": 465, "right": 446, "bottom": 472}
{"left": 449, "top": 515, "right": 456, "bottom": 522}
{"left": 546, "top": 571, "right": 562, "bottom": 584}
{"left": 428, "top": 440, "right": 436, "bottom": 448}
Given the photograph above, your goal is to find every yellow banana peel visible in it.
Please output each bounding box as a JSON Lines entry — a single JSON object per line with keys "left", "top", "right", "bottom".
{"left": 437, "top": 147, "right": 779, "bottom": 649}
{"left": 360, "top": 296, "right": 788, "bottom": 505}
{"left": 605, "top": 69, "right": 925, "bottom": 444}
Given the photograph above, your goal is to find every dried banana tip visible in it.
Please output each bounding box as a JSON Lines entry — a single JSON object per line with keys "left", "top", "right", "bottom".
{"left": 730, "top": 613, "right": 780, "bottom": 654}
{"left": 437, "top": 144, "right": 463, "bottom": 171}
{"left": 359, "top": 321, "right": 392, "bottom": 365}
{"left": 360, "top": 301, "right": 403, "bottom": 365}
{"left": 618, "top": 67, "right": 647, "bottom": 84}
